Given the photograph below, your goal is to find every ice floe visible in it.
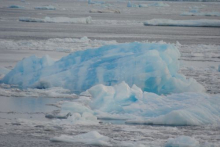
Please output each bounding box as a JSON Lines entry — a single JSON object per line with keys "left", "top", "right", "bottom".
{"left": 89, "top": 9, "right": 120, "bottom": 13}
{"left": 1, "top": 42, "right": 205, "bottom": 94}
{"left": 144, "top": 19, "right": 220, "bottom": 27}
{"left": 19, "top": 16, "right": 92, "bottom": 24}
{"left": 50, "top": 131, "right": 112, "bottom": 146}
{"left": 34, "top": 5, "right": 56, "bottom": 10}
{"left": 88, "top": 0, "right": 105, "bottom": 5}
{"left": 8, "top": 5, "right": 24, "bottom": 9}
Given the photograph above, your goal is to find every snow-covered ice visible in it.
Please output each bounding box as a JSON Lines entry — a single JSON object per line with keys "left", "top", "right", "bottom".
{"left": 19, "top": 16, "right": 92, "bottom": 24}
{"left": 144, "top": 19, "right": 220, "bottom": 27}
{"left": 34, "top": 5, "right": 56, "bottom": 10}
{"left": 50, "top": 131, "right": 112, "bottom": 146}
{"left": 1, "top": 42, "right": 205, "bottom": 94}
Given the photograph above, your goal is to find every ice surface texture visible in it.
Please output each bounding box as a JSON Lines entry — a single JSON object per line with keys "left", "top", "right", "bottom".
{"left": 144, "top": 19, "right": 220, "bottom": 27}
{"left": 1, "top": 42, "right": 204, "bottom": 94}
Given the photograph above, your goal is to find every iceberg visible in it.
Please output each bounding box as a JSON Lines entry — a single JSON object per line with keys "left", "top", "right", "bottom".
{"left": 34, "top": 5, "right": 56, "bottom": 10}
{"left": 19, "top": 16, "right": 92, "bottom": 24}
{"left": 144, "top": 19, "right": 220, "bottom": 27}
{"left": 50, "top": 131, "right": 112, "bottom": 146}
{"left": 1, "top": 42, "right": 205, "bottom": 94}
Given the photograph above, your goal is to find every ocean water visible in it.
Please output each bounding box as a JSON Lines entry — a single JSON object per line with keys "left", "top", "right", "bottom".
{"left": 0, "top": 0, "right": 220, "bottom": 146}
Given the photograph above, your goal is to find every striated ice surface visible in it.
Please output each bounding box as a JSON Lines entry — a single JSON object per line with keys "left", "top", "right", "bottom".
{"left": 50, "top": 131, "right": 112, "bottom": 146}
{"left": 1, "top": 42, "right": 205, "bottom": 94}
{"left": 144, "top": 19, "right": 220, "bottom": 27}
{"left": 19, "top": 16, "right": 92, "bottom": 24}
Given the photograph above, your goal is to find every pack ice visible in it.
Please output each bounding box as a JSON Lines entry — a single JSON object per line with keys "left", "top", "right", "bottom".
{"left": 1, "top": 42, "right": 204, "bottom": 95}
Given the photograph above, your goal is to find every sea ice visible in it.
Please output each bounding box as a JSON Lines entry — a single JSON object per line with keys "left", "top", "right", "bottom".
{"left": 19, "top": 16, "right": 92, "bottom": 24}
{"left": 50, "top": 131, "right": 112, "bottom": 146}
{"left": 1, "top": 42, "right": 205, "bottom": 94}
{"left": 34, "top": 5, "right": 56, "bottom": 10}
{"left": 144, "top": 19, "right": 220, "bottom": 27}
{"left": 218, "top": 65, "right": 220, "bottom": 72}
{"left": 0, "top": 37, "right": 117, "bottom": 52}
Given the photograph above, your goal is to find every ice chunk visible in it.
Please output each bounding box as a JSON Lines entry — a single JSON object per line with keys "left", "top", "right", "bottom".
{"left": 127, "top": 2, "right": 139, "bottom": 8}
{"left": 149, "top": 2, "right": 169, "bottom": 7}
{"left": 19, "top": 16, "right": 92, "bottom": 24}
{"left": 53, "top": 112, "right": 99, "bottom": 125}
{"left": 1, "top": 42, "right": 204, "bottom": 94}
{"left": 218, "top": 65, "right": 220, "bottom": 72}
{"left": 138, "top": 4, "right": 148, "bottom": 8}
{"left": 8, "top": 5, "right": 24, "bottom": 9}
{"left": 34, "top": 5, "right": 56, "bottom": 10}
{"left": 88, "top": 0, "right": 105, "bottom": 4}
{"left": 50, "top": 131, "right": 112, "bottom": 146}
{"left": 89, "top": 9, "right": 120, "bottom": 13}
{"left": 144, "top": 19, "right": 220, "bottom": 27}
{"left": 164, "top": 136, "right": 199, "bottom": 147}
